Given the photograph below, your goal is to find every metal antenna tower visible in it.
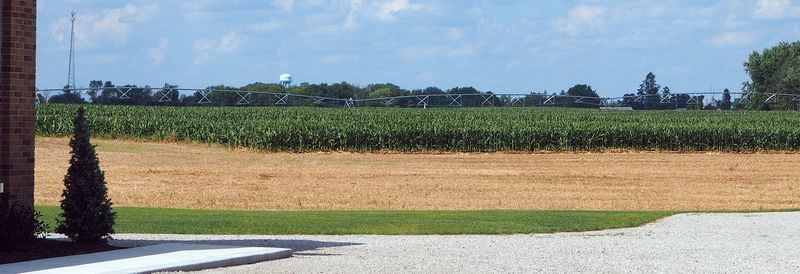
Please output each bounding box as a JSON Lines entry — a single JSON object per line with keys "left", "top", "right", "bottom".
{"left": 66, "top": 11, "right": 77, "bottom": 89}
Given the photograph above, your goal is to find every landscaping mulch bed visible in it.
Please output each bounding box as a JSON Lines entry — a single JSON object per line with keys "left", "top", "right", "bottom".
{"left": 0, "top": 238, "right": 124, "bottom": 264}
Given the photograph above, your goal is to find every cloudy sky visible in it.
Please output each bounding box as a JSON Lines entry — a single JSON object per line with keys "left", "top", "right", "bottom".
{"left": 37, "top": 0, "right": 800, "bottom": 97}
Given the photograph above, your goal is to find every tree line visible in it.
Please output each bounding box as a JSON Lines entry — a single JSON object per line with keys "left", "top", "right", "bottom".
{"left": 618, "top": 72, "right": 734, "bottom": 110}
{"left": 44, "top": 81, "right": 603, "bottom": 108}
{"left": 43, "top": 40, "right": 800, "bottom": 110}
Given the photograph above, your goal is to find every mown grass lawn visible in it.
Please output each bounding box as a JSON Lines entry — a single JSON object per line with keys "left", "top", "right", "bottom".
{"left": 36, "top": 206, "right": 674, "bottom": 235}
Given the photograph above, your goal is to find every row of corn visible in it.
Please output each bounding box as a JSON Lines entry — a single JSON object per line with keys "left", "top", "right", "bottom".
{"left": 35, "top": 104, "right": 800, "bottom": 152}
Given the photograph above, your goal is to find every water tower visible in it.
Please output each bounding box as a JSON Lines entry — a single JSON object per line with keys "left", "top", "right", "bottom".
{"left": 279, "top": 73, "right": 292, "bottom": 88}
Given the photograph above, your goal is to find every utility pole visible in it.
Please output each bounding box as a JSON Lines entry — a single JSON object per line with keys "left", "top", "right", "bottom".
{"left": 67, "top": 11, "right": 76, "bottom": 90}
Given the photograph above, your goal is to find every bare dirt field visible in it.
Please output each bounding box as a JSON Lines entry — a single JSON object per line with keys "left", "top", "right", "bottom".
{"left": 35, "top": 137, "right": 800, "bottom": 211}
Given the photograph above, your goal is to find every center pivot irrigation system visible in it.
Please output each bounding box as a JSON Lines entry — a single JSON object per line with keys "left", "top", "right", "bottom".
{"left": 35, "top": 87, "right": 800, "bottom": 109}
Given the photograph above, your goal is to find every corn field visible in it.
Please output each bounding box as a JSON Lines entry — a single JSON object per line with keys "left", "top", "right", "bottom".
{"left": 35, "top": 104, "right": 800, "bottom": 152}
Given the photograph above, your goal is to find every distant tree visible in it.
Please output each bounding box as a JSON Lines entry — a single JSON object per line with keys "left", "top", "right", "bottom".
{"left": 56, "top": 107, "right": 115, "bottom": 243}
{"left": 366, "top": 83, "right": 410, "bottom": 106}
{"left": 123, "top": 85, "right": 153, "bottom": 105}
{"left": 499, "top": 95, "right": 512, "bottom": 106}
{"left": 686, "top": 95, "right": 704, "bottom": 110}
{"left": 94, "top": 81, "right": 120, "bottom": 105}
{"left": 622, "top": 93, "right": 638, "bottom": 109}
{"left": 446, "top": 86, "right": 481, "bottom": 106}
{"left": 368, "top": 87, "right": 395, "bottom": 98}
{"left": 36, "top": 93, "right": 47, "bottom": 104}
{"left": 365, "top": 86, "right": 404, "bottom": 106}
{"left": 566, "top": 84, "right": 599, "bottom": 98}
{"left": 446, "top": 86, "right": 480, "bottom": 95}
{"left": 734, "top": 81, "right": 754, "bottom": 110}
{"left": 560, "top": 84, "right": 598, "bottom": 108}
{"left": 672, "top": 93, "right": 690, "bottom": 109}
{"left": 87, "top": 80, "right": 103, "bottom": 103}
{"left": 636, "top": 72, "right": 661, "bottom": 109}
{"left": 661, "top": 86, "right": 672, "bottom": 110}
{"left": 414, "top": 86, "right": 444, "bottom": 95}
{"left": 412, "top": 87, "right": 446, "bottom": 106}
{"left": 203, "top": 85, "right": 240, "bottom": 106}
{"left": 327, "top": 82, "right": 358, "bottom": 99}
{"left": 158, "top": 83, "right": 180, "bottom": 105}
{"left": 721, "top": 88, "right": 732, "bottom": 110}
{"left": 49, "top": 85, "right": 86, "bottom": 104}
{"left": 239, "top": 82, "right": 286, "bottom": 105}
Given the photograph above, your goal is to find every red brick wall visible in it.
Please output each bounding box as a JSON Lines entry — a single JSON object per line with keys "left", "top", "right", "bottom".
{"left": 0, "top": 0, "right": 36, "bottom": 208}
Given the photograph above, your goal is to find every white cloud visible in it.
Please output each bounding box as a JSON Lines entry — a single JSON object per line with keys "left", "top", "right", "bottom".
{"left": 707, "top": 31, "right": 757, "bottom": 47}
{"left": 249, "top": 21, "right": 282, "bottom": 32}
{"left": 273, "top": 0, "right": 295, "bottom": 11}
{"left": 344, "top": 0, "right": 427, "bottom": 29}
{"left": 753, "top": 0, "right": 800, "bottom": 19}
{"left": 218, "top": 32, "right": 242, "bottom": 53}
{"left": 147, "top": 39, "right": 169, "bottom": 65}
{"left": 369, "top": 0, "right": 425, "bottom": 21}
{"left": 50, "top": 4, "right": 158, "bottom": 47}
{"left": 553, "top": 5, "right": 608, "bottom": 36}
{"left": 193, "top": 39, "right": 214, "bottom": 64}
{"left": 193, "top": 32, "right": 243, "bottom": 64}
{"left": 345, "top": 0, "right": 364, "bottom": 29}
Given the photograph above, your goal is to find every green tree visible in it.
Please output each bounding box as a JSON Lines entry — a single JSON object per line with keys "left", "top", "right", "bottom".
{"left": 87, "top": 80, "right": 103, "bottom": 103}
{"left": 446, "top": 86, "right": 481, "bottom": 106}
{"left": 636, "top": 72, "right": 661, "bottom": 109}
{"left": 721, "top": 88, "right": 732, "bottom": 110}
{"left": 686, "top": 95, "right": 704, "bottom": 110}
{"left": 94, "top": 81, "right": 120, "bottom": 105}
{"left": 566, "top": 84, "right": 599, "bottom": 98}
{"left": 49, "top": 85, "right": 86, "bottom": 104}
{"left": 240, "top": 82, "right": 286, "bottom": 105}
{"left": 368, "top": 87, "right": 400, "bottom": 98}
{"left": 661, "top": 86, "right": 673, "bottom": 109}
{"left": 56, "top": 107, "right": 116, "bottom": 243}
{"left": 199, "top": 85, "right": 240, "bottom": 106}
{"left": 564, "top": 84, "right": 600, "bottom": 108}
{"left": 159, "top": 83, "right": 180, "bottom": 105}
{"left": 744, "top": 41, "right": 800, "bottom": 110}
{"left": 36, "top": 93, "right": 47, "bottom": 105}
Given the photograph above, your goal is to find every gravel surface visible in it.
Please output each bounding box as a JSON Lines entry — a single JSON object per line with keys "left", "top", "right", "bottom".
{"left": 107, "top": 212, "right": 800, "bottom": 273}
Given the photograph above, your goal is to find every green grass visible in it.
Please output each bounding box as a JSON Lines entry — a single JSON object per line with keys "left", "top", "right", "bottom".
{"left": 36, "top": 206, "right": 674, "bottom": 235}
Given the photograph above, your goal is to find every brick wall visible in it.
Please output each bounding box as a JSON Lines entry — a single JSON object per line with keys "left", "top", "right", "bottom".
{"left": 0, "top": 0, "right": 37, "bottom": 208}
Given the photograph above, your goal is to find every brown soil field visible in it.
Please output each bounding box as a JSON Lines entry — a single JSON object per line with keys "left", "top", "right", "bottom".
{"left": 35, "top": 137, "right": 800, "bottom": 211}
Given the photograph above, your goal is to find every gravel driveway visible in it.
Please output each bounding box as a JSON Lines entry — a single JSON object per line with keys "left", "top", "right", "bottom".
{"left": 110, "top": 212, "right": 800, "bottom": 273}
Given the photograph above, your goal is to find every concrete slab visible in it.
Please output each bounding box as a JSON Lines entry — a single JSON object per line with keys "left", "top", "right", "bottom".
{"left": 0, "top": 243, "right": 292, "bottom": 274}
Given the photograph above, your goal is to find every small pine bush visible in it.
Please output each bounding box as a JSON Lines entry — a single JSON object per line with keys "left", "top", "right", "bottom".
{"left": 0, "top": 202, "right": 48, "bottom": 250}
{"left": 56, "top": 107, "right": 116, "bottom": 243}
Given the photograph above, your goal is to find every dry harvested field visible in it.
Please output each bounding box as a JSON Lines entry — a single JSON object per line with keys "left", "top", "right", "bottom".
{"left": 35, "top": 137, "right": 800, "bottom": 211}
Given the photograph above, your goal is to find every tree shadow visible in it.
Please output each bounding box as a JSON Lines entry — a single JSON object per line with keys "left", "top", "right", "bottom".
{"left": 110, "top": 237, "right": 363, "bottom": 253}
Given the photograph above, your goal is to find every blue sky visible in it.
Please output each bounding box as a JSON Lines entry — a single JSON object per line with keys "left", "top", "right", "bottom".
{"left": 37, "top": 0, "right": 800, "bottom": 97}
